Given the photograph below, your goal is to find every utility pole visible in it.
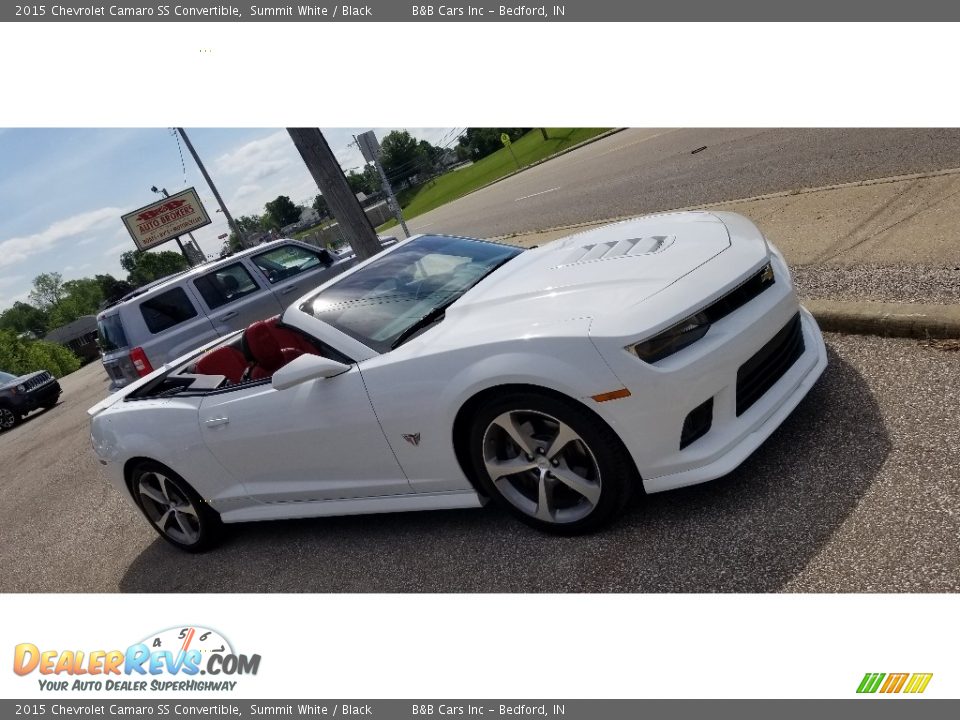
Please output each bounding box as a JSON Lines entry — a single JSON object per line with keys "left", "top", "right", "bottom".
{"left": 176, "top": 128, "right": 247, "bottom": 249}
{"left": 287, "top": 128, "right": 383, "bottom": 261}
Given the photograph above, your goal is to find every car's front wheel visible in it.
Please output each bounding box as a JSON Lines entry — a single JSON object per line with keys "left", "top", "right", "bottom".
{"left": 129, "top": 461, "right": 222, "bottom": 552}
{"left": 0, "top": 407, "right": 20, "bottom": 432}
{"left": 467, "top": 391, "right": 637, "bottom": 534}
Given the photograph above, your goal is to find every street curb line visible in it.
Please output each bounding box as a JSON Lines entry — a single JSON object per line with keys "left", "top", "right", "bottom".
{"left": 805, "top": 300, "right": 960, "bottom": 340}
{"left": 499, "top": 165, "right": 960, "bottom": 240}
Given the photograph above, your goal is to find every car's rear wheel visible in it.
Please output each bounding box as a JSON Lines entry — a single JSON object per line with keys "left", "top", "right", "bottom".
{"left": 130, "top": 461, "right": 222, "bottom": 552}
{"left": 0, "top": 407, "right": 20, "bottom": 431}
{"left": 467, "top": 392, "right": 636, "bottom": 534}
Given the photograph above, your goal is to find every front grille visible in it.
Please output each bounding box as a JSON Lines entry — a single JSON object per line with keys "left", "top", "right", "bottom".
{"left": 736, "top": 313, "right": 804, "bottom": 416}
{"left": 24, "top": 372, "right": 51, "bottom": 391}
{"left": 680, "top": 397, "right": 714, "bottom": 449}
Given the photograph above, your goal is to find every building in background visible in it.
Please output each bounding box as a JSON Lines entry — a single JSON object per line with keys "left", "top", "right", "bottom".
{"left": 43, "top": 315, "right": 100, "bottom": 364}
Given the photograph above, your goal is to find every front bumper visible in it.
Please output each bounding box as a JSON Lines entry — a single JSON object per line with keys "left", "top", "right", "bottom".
{"left": 21, "top": 380, "right": 62, "bottom": 412}
{"left": 642, "top": 308, "right": 826, "bottom": 492}
{"left": 592, "top": 265, "right": 827, "bottom": 494}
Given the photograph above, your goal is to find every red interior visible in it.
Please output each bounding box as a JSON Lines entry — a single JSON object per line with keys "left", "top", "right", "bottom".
{"left": 194, "top": 317, "right": 323, "bottom": 384}
{"left": 194, "top": 346, "right": 249, "bottom": 385}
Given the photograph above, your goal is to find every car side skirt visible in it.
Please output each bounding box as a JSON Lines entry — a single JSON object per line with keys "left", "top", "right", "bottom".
{"left": 217, "top": 489, "right": 485, "bottom": 524}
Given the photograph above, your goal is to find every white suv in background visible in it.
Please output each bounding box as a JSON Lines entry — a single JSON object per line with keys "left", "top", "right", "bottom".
{"left": 97, "top": 239, "right": 358, "bottom": 388}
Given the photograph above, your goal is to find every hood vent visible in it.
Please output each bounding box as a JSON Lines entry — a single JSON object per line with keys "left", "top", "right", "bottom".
{"left": 558, "top": 235, "right": 675, "bottom": 266}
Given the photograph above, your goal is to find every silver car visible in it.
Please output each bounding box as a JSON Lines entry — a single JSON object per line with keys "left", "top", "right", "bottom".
{"left": 97, "top": 239, "right": 358, "bottom": 388}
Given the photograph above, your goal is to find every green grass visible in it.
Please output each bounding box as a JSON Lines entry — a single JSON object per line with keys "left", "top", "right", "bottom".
{"left": 378, "top": 128, "right": 611, "bottom": 229}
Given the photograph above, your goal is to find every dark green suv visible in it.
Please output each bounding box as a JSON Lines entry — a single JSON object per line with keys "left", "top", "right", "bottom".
{"left": 0, "top": 370, "right": 62, "bottom": 431}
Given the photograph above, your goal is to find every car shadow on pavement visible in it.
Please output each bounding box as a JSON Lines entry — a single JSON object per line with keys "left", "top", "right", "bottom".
{"left": 119, "top": 346, "right": 890, "bottom": 593}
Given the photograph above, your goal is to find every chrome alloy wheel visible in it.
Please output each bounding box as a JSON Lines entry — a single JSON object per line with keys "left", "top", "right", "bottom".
{"left": 482, "top": 409, "right": 602, "bottom": 524}
{"left": 0, "top": 408, "right": 16, "bottom": 430}
{"left": 136, "top": 471, "right": 201, "bottom": 545}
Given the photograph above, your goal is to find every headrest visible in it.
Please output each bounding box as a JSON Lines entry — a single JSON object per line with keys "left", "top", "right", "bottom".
{"left": 243, "top": 320, "right": 284, "bottom": 372}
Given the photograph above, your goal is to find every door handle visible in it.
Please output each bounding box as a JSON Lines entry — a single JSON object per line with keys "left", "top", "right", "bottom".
{"left": 204, "top": 416, "right": 230, "bottom": 428}
{"left": 218, "top": 311, "right": 239, "bottom": 321}
{"left": 280, "top": 285, "right": 298, "bottom": 295}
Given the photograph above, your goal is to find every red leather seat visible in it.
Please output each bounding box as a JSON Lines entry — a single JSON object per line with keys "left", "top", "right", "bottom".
{"left": 195, "top": 347, "right": 249, "bottom": 385}
{"left": 244, "top": 320, "right": 304, "bottom": 379}
{"left": 264, "top": 317, "right": 321, "bottom": 355}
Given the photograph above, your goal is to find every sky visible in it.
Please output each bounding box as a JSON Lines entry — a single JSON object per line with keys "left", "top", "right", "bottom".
{"left": 0, "top": 127, "right": 461, "bottom": 311}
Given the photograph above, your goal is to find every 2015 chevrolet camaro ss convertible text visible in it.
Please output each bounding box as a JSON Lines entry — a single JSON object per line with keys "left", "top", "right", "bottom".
{"left": 88, "top": 211, "right": 827, "bottom": 551}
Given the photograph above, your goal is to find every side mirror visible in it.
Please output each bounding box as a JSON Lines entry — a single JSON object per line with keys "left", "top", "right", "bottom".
{"left": 272, "top": 354, "right": 350, "bottom": 390}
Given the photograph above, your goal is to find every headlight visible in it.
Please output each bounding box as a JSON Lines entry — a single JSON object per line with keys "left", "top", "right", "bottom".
{"left": 627, "top": 311, "right": 711, "bottom": 363}
{"left": 627, "top": 261, "right": 775, "bottom": 364}
{"left": 15, "top": 384, "right": 25, "bottom": 393}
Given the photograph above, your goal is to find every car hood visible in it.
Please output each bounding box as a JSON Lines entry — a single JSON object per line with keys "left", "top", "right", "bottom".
{"left": 448, "top": 211, "right": 732, "bottom": 327}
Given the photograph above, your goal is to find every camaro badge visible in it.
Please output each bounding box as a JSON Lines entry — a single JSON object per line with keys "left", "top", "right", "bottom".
{"left": 402, "top": 433, "right": 421, "bottom": 446}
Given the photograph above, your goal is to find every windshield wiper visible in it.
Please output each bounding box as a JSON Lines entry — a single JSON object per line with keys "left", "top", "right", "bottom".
{"left": 389, "top": 255, "right": 519, "bottom": 350}
{"left": 390, "top": 300, "right": 457, "bottom": 349}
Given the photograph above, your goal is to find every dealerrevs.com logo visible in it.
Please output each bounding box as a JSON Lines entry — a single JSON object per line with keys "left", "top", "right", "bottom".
{"left": 13, "top": 626, "right": 261, "bottom": 693}
{"left": 857, "top": 673, "right": 933, "bottom": 695}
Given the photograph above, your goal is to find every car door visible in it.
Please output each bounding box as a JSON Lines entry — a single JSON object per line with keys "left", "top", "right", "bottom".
{"left": 197, "top": 366, "right": 410, "bottom": 504}
{"left": 249, "top": 243, "right": 341, "bottom": 307}
{"left": 192, "top": 261, "right": 284, "bottom": 335}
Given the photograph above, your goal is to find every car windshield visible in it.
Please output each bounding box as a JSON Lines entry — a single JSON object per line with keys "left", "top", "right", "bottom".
{"left": 303, "top": 235, "right": 522, "bottom": 352}
{"left": 0, "top": 371, "right": 17, "bottom": 383}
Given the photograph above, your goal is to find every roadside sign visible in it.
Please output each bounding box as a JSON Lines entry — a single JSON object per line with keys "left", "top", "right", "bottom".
{"left": 218, "top": 233, "right": 228, "bottom": 240}
{"left": 121, "top": 187, "right": 212, "bottom": 251}
{"left": 502, "top": 133, "right": 520, "bottom": 169}
{"left": 357, "top": 131, "right": 381, "bottom": 163}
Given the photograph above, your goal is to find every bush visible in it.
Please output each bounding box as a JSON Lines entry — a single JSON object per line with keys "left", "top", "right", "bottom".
{"left": 0, "top": 330, "right": 81, "bottom": 378}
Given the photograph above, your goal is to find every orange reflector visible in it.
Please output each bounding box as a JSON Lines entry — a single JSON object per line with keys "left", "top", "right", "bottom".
{"left": 591, "top": 388, "right": 632, "bottom": 403}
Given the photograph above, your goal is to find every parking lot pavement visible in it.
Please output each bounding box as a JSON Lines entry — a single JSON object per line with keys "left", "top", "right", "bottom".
{"left": 0, "top": 333, "right": 957, "bottom": 593}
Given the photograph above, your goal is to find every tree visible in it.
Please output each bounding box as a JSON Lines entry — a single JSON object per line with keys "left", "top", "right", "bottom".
{"left": 0, "top": 302, "right": 49, "bottom": 337}
{"left": 264, "top": 195, "right": 302, "bottom": 229}
{"left": 380, "top": 130, "right": 422, "bottom": 184}
{"left": 417, "top": 139, "right": 442, "bottom": 174}
{"left": 48, "top": 278, "right": 103, "bottom": 328}
{"left": 120, "top": 249, "right": 189, "bottom": 288}
{"left": 345, "top": 166, "right": 381, "bottom": 196}
{"left": 0, "top": 329, "right": 80, "bottom": 378}
{"left": 28, "top": 272, "right": 66, "bottom": 312}
{"left": 236, "top": 214, "right": 265, "bottom": 233}
{"left": 312, "top": 194, "right": 329, "bottom": 218}
{"left": 95, "top": 274, "right": 135, "bottom": 305}
{"left": 457, "top": 128, "right": 530, "bottom": 161}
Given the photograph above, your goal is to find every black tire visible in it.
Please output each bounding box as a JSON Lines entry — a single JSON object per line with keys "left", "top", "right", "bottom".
{"left": 129, "top": 460, "right": 223, "bottom": 552}
{"left": 466, "top": 391, "right": 637, "bottom": 535}
{"left": 0, "top": 406, "right": 20, "bottom": 432}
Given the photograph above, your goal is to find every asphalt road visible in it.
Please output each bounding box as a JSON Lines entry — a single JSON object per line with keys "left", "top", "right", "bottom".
{"left": 396, "top": 128, "right": 960, "bottom": 239}
{"left": 1, "top": 333, "right": 957, "bottom": 593}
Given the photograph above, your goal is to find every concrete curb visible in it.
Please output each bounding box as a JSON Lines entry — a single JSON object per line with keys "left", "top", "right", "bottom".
{"left": 805, "top": 299, "right": 960, "bottom": 340}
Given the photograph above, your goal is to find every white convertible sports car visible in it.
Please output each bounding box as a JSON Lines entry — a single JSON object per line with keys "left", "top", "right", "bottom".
{"left": 89, "top": 211, "right": 827, "bottom": 551}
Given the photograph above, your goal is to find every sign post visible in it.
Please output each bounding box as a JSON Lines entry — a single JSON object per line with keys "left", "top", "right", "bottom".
{"left": 501, "top": 132, "right": 520, "bottom": 169}
{"left": 357, "top": 130, "right": 410, "bottom": 239}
